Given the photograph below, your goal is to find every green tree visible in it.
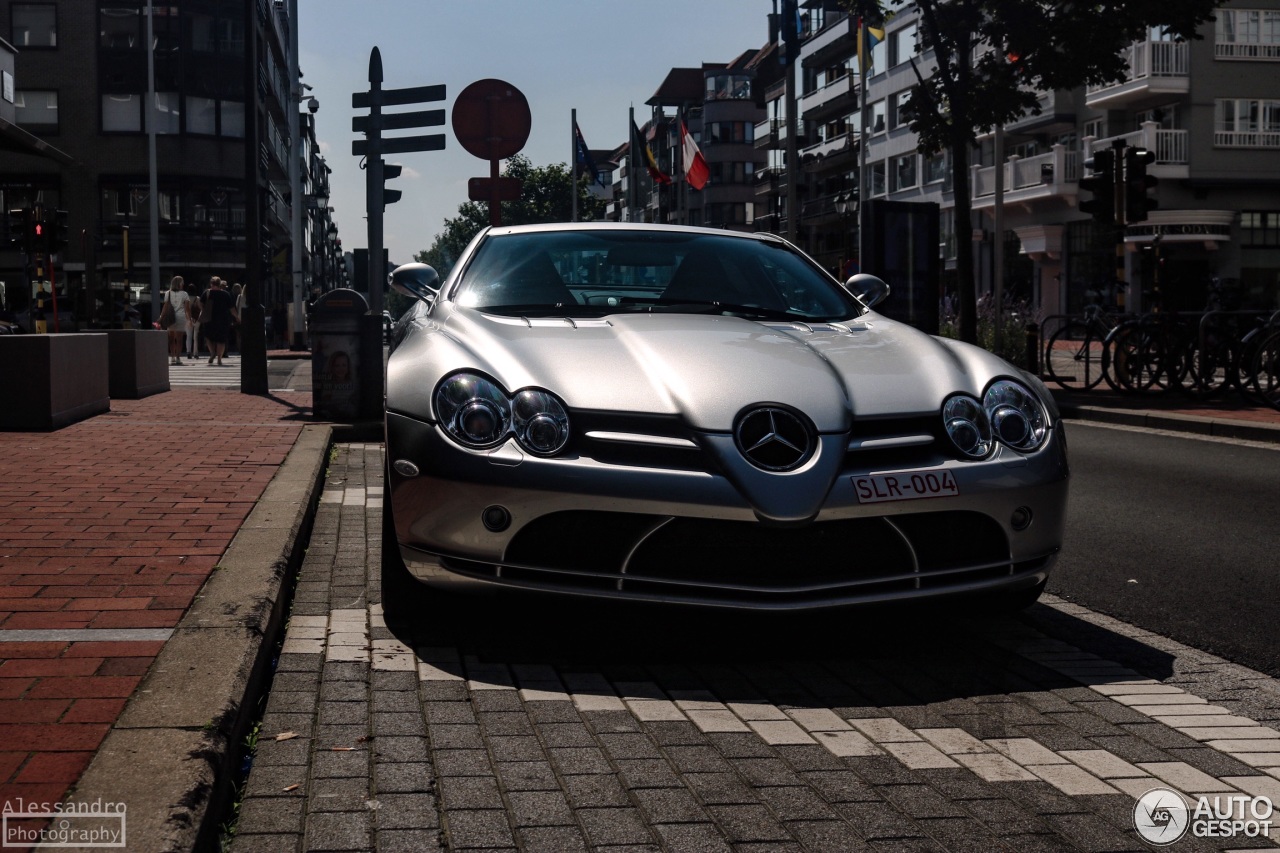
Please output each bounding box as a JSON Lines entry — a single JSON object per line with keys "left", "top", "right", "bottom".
{"left": 848, "top": 0, "right": 1215, "bottom": 343}
{"left": 415, "top": 154, "right": 607, "bottom": 279}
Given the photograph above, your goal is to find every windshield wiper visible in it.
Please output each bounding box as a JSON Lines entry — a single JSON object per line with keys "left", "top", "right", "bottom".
{"left": 636, "top": 298, "right": 798, "bottom": 321}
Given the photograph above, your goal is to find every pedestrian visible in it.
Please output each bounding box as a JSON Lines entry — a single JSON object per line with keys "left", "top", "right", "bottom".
{"left": 186, "top": 283, "right": 202, "bottom": 359}
{"left": 202, "top": 277, "right": 234, "bottom": 366}
{"left": 162, "top": 275, "right": 191, "bottom": 365}
{"left": 228, "top": 283, "right": 243, "bottom": 354}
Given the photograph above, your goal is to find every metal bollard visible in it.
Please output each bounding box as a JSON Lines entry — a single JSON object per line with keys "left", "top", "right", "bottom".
{"left": 1025, "top": 322, "right": 1040, "bottom": 375}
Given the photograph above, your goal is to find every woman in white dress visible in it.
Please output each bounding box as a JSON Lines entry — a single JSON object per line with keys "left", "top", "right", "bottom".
{"left": 163, "top": 276, "right": 191, "bottom": 365}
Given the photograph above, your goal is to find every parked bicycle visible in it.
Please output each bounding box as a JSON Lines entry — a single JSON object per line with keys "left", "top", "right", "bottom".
{"left": 1042, "top": 304, "right": 1124, "bottom": 390}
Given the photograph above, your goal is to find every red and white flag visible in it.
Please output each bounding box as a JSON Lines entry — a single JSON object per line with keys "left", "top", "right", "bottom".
{"left": 680, "top": 120, "right": 709, "bottom": 190}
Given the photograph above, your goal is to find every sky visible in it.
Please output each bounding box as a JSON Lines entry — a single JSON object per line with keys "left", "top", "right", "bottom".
{"left": 299, "top": 0, "right": 775, "bottom": 266}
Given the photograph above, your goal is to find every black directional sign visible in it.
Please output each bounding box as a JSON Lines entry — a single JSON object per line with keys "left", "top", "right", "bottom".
{"left": 352, "top": 109, "right": 445, "bottom": 134}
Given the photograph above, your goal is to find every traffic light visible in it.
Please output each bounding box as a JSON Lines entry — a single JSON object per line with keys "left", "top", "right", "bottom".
{"left": 48, "top": 209, "right": 69, "bottom": 254}
{"left": 383, "top": 163, "right": 403, "bottom": 207}
{"left": 32, "top": 219, "right": 46, "bottom": 254}
{"left": 1079, "top": 149, "right": 1116, "bottom": 225}
{"left": 6, "top": 208, "right": 30, "bottom": 252}
{"left": 1124, "top": 147, "right": 1158, "bottom": 223}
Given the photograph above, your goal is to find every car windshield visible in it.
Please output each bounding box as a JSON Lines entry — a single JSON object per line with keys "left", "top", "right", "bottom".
{"left": 449, "top": 230, "right": 863, "bottom": 322}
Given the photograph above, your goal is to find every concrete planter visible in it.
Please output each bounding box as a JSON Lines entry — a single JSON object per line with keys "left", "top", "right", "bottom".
{"left": 0, "top": 334, "right": 110, "bottom": 430}
{"left": 101, "top": 329, "right": 170, "bottom": 399}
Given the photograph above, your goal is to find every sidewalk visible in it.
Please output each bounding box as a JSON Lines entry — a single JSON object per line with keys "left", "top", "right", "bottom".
{"left": 0, "top": 381, "right": 1277, "bottom": 850}
{"left": 1051, "top": 385, "right": 1280, "bottom": 444}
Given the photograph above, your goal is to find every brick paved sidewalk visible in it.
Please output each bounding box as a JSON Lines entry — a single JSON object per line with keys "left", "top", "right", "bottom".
{"left": 0, "top": 390, "right": 310, "bottom": 824}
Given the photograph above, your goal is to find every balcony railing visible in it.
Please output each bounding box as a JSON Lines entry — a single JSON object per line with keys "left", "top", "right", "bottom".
{"left": 800, "top": 131, "right": 855, "bottom": 164}
{"left": 1087, "top": 39, "right": 1189, "bottom": 100}
{"left": 800, "top": 73, "right": 855, "bottom": 118}
{"left": 1215, "top": 41, "right": 1280, "bottom": 60}
{"left": 1214, "top": 130, "right": 1280, "bottom": 148}
{"left": 754, "top": 118, "right": 784, "bottom": 149}
{"left": 973, "top": 123, "right": 1190, "bottom": 203}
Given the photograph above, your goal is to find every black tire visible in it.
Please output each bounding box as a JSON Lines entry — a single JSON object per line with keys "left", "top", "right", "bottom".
{"left": 380, "top": 476, "right": 421, "bottom": 625}
{"left": 1250, "top": 330, "right": 1280, "bottom": 411}
{"left": 1043, "top": 322, "right": 1105, "bottom": 390}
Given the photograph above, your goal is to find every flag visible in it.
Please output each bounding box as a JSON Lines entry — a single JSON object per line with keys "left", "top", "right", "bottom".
{"left": 856, "top": 21, "right": 885, "bottom": 73}
{"left": 574, "top": 121, "right": 605, "bottom": 188}
{"left": 632, "top": 119, "right": 671, "bottom": 185}
{"left": 680, "top": 119, "right": 709, "bottom": 191}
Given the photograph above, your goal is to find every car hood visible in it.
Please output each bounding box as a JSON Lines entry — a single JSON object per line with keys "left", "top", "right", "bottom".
{"left": 390, "top": 307, "right": 1014, "bottom": 433}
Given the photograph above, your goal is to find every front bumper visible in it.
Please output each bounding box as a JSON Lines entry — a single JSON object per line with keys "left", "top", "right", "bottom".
{"left": 385, "top": 411, "right": 1069, "bottom": 610}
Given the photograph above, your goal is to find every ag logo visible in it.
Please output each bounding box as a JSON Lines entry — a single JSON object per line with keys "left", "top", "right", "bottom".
{"left": 1134, "top": 788, "right": 1190, "bottom": 845}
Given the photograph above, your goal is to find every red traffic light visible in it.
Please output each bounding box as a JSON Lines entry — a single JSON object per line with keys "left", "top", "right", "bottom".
{"left": 34, "top": 223, "right": 43, "bottom": 235}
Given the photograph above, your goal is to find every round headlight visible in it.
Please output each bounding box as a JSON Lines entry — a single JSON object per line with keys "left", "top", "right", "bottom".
{"left": 942, "top": 395, "right": 993, "bottom": 459}
{"left": 512, "top": 389, "right": 570, "bottom": 455}
{"left": 983, "top": 380, "right": 1048, "bottom": 451}
{"left": 435, "top": 373, "right": 511, "bottom": 448}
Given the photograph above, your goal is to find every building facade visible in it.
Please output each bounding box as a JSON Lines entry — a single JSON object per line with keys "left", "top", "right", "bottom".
{"left": 759, "top": 0, "right": 1280, "bottom": 320}
{"left": 0, "top": 0, "right": 341, "bottom": 331}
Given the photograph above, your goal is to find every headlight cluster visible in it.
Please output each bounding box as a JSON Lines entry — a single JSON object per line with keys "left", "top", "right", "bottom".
{"left": 942, "top": 379, "right": 1049, "bottom": 459}
{"left": 435, "top": 373, "right": 570, "bottom": 455}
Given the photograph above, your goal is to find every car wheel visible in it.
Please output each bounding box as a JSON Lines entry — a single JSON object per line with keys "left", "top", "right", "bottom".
{"left": 380, "top": 477, "right": 420, "bottom": 625}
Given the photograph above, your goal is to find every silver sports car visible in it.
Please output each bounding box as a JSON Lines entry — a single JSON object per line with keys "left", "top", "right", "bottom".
{"left": 383, "top": 223, "right": 1068, "bottom": 611}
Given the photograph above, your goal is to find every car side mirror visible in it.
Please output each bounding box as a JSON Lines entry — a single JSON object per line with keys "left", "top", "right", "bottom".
{"left": 390, "top": 263, "right": 440, "bottom": 304}
{"left": 845, "top": 273, "right": 890, "bottom": 309}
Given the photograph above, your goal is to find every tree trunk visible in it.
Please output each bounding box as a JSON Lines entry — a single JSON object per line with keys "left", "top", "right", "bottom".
{"left": 951, "top": 127, "right": 977, "bottom": 344}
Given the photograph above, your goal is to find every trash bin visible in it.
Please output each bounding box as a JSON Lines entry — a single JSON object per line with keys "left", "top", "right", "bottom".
{"left": 311, "top": 288, "right": 369, "bottom": 421}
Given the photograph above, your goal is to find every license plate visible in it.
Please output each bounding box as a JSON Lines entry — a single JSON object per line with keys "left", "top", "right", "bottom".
{"left": 853, "top": 468, "right": 959, "bottom": 504}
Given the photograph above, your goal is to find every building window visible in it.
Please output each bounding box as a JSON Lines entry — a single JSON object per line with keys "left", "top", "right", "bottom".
{"left": 99, "top": 5, "right": 142, "bottom": 50}
{"left": 187, "top": 97, "right": 217, "bottom": 135}
{"left": 189, "top": 10, "right": 245, "bottom": 54}
{"left": 1216, "top": 9, "right": 1280, "bottom": 59}
{"left": 888, "top": 23, "right": 918, "bottom": 67}
{"left": 103, "top": 93, "right": 142, "bottom": 132}
{"left": 154, "top": 92, "right": 180, "bottom": 134}
{"left": 926, "top": 151, "right": 948, "bottom": 184}
{"left": 888, "top": 90, "right": 911, "bottom": 130}
{"left": 869, "top": 100, "right": 887, "bottom": 134}
{"left": 11, "top": 4, "right": 56, "bottom": 47}
{"left": 1241, "top": 211, "right": 1280, "bottom": 245}
{"left": 1215, "top": 98, "right": 1280, "bottom": 147}
{"left": 14, "top": 90, "right": 58, "bottom": 131}
{"left": 892, "top": 154, "right": 917, "bottom": 191}
{"left": 705, "top": 73, "right": 752, "bottom": 101}
{"left": 704, "top": 122, "right": 754, "bottom": 144}
{"left": 870, "top": 161, "right": 886, "bottom": 196}
{"left": 1082, "top": 118, "right": 1106, "bottom": 142}
{"left": 220, "top": 101, "right": 245, "bottom": 138}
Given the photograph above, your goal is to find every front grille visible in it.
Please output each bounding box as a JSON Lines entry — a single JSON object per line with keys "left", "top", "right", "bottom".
{"left": 446, "top": 510, "right": 1030, "bottom": 607}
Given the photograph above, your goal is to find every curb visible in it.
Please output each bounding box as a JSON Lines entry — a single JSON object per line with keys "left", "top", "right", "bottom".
{"left": 1057, "top": 401, "right": 1280, "bottom": 445}
{"left": 54, "top": 424, "right": 334, "bottom": 853}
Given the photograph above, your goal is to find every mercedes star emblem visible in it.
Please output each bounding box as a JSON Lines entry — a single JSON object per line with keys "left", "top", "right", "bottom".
{"left": 734, "top": 406, "right": 815, "bottom": 472}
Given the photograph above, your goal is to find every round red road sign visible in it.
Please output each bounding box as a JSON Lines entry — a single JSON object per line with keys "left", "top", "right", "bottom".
{"left": 451, "top": 79, "right": 531, "bottom": 161}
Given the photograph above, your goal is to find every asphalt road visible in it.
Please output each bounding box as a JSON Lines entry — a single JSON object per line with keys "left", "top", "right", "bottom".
{"left": 1049, "top": 420, "right": 1280, "bottom": 678}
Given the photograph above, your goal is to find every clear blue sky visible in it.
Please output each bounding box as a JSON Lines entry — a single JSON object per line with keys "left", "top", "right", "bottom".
{"left": 299, "top": 0, "right": 774, "bottom": 265}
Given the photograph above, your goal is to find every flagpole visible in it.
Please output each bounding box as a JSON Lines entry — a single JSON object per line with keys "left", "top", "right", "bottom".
{"left": 857, "top": 17, "right": 868, "bottom": 270}
{"left": 571, "top": 109, "right": 578, "bottom": 223}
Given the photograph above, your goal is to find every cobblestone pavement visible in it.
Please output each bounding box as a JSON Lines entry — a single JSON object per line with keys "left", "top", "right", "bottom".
{"left": 232, "top": 444, "right": 1280, "bottom": 852}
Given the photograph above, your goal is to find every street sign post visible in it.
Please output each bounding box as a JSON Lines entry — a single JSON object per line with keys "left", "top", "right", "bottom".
{"left": 351, "top": 47, "right": 445, "bottom": 317}
{"left": 452, "top": 79, "right": 531, "bottom": 226}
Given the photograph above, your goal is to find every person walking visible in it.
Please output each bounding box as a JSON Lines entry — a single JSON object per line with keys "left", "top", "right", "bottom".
{"left": 186, "top": 283, "right": 202, "bottom": 359}
{"left": 162, "top": 276, "right": 191, "bottom": 365}
{"left": 227, "top": 283, "right": 243, "bottom": 355}
{"left": 202, "top": 277, "right": 234, "bottom": 366}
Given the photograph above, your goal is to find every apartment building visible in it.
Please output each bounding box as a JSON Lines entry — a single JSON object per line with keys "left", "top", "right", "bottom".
{"left": 611, "top": 48, "right": 776, "bottom": 232}
{"left": 0, "top": 0, "right": 340, "bottom": 329}
{"left": 765, "top": 0, "right": 1280, "bottom": 320}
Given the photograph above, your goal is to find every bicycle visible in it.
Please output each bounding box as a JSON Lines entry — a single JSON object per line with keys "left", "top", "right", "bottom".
{"left": 1042, "top": 304, "right": 1120, "bottom": 390}
{"left": 1247, "top": 317, "right": 1280, "bottom": 410}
